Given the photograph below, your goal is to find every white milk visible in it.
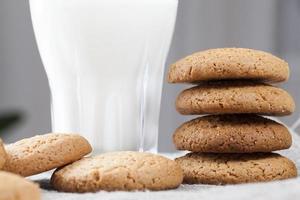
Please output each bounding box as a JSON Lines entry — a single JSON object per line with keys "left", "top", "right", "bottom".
{"left": 29, "top": 0, "right": 178, "bottom": 152}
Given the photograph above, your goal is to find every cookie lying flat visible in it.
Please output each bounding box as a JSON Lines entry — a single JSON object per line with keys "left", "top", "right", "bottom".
{"left": 176, "top": 81, "right": 295, "bottom": 116}
{"left": 51, "top": 151, "right": 183, "bottom": 192}
{"left": 176, "top": 153, "right": 297, "bottom": 185}
{"left": 0, "top": 171, "right": 40, "bottom": 200}
{"left": 4, "top": 133, "right": 92, "bottom": 177}
{"left": 173, "top": 114, "right": 292, "bottom": 153}
{"left": 0, "top": 139, "right": 7, "bottom": 169}
{"left": 168, "top": 48, "right": 289, "bottom": 83}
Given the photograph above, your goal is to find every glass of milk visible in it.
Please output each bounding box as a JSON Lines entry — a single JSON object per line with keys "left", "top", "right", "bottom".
{"left": 29, "top": 0, "right": 178, "bottom": 153}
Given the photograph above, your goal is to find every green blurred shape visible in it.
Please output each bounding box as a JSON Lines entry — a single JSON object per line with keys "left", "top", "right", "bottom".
{"left": 0, "top": 112, "right": 22, "bottom": 133}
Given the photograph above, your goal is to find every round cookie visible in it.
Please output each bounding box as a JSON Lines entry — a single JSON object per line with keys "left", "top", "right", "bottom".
{"left": 168, "top": 48, "right": 289, "bottom": 83}
{"left": 176, "top": 153, "right": 297, "bottom": 185}
{"left": 51, "top": 151, "right": 183, "bottom": 192}
{"left": 176, "top": 81, "right": 295, "bottom": 116}
{"left": 0, "top": 138, "right": 7, "bottom": 169}
{"left": 0, "top": 171, "right": 40, "bottom": 200}
{"left": 3, "top": 133, "right": 92, "bottom": 177}
{"left": 173, "top": 114, "right": 292, "bottom": 153}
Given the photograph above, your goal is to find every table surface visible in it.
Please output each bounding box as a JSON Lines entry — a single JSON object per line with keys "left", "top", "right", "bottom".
{"left": 30, "top": 129, "right": 300, "bottom": 200}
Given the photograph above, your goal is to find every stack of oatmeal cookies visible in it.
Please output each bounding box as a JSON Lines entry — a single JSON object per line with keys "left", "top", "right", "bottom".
{"left": 168, "top": 48, "right": 297, "bottom": 184}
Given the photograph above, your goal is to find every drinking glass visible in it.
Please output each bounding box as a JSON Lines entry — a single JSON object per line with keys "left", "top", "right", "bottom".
{"left": 29, "top": 0, "right": 178, "bottom": 152}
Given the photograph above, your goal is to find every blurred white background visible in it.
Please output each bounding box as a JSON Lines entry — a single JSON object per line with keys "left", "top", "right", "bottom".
{"left": 0, "top": 0, "right": 299, "bottom": 151}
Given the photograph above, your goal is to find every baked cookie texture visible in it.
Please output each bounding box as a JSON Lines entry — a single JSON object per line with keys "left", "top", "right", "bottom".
{"left": 169, "top": 47, "right": 297, "bottom": 185}
{"left": 176, "top": 81, "right": 295, "bottom": 116}
{"left": 173, "top": 114, "right": 292, "bottom": 153}
{"left": 168, "top": 48, "right": 289, "bottom": 83}
{"left": 0, "top": 171, "right": 40, "bottom": 200}
{"left": 51, "top": 151, "right": 183, "bottom": 192}
{"left": 176, "top": 153, "right": 297, "bottom": 185}
{"left": 3, "top": 133, "right": 92, "bottom": 177}
{"left": 0, "top": 139, "right": 7, "bottom": 169}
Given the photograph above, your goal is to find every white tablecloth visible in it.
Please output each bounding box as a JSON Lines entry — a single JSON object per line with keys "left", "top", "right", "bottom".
{"left": 30, "top": 129, "right": 300, "bottom": 200}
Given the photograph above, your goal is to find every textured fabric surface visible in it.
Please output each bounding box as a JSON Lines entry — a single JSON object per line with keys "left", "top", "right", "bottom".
{"left": 30, "top": 128, "right": 300, "bottom": 200}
